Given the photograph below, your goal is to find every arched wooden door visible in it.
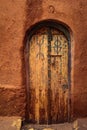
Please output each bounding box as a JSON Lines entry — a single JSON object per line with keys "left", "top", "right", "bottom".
{"left": 26, "top": 26, "right": 70, "bottom": 124}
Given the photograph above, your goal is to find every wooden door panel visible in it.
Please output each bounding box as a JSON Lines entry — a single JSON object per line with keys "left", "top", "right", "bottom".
{"left": 50, "top": 33, "right": 68, "bottom": 123}
{"left": 28, "top": 27, "right": 69, "bottom": 124}
{"left": 29, "top": 31, "right": 48, "bottom": 123}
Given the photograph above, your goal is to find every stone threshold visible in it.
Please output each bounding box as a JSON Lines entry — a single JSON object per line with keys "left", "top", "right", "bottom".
{"left": 0, "top": 117, "right": 87, "bottom": 130}
{"left": 0, "top": 116, "right": 22, "bottom": 130}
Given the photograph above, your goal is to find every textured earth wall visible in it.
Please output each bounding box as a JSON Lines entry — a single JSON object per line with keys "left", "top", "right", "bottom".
{"left": 0, "top": 0, "right": 87, "bottom": 120}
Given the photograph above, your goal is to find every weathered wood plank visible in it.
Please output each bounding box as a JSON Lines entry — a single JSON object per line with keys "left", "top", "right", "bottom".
{"left": 29, "top": 30, "right": 48, "bottom": 123}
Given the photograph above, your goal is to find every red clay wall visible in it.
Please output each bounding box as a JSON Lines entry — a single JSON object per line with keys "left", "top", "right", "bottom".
{"left": 0, "top": 0, "right": 87, "bottom": 120}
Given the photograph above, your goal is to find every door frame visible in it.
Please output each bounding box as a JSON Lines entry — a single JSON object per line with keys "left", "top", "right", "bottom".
{"left": 24, "top": 20, "right": 71, "bottom": 123}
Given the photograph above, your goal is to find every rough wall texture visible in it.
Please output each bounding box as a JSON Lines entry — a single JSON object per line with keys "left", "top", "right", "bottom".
{"left": 0, "top": 0, "right": 87, "bottom": 121}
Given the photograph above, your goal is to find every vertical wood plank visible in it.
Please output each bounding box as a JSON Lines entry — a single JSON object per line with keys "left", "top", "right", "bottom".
{"left": 29, "top": 28, "right": 48, "bottom": 124}
{"left": 50, "top": 31, "right": 69, "bottom": 123}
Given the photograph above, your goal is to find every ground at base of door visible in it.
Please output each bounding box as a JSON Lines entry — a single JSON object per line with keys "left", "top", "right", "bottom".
{"left": 21, "top": 118, "right": 87, "bottom": 130}
{"left": 0, "top": 117, "right": 87, "bottom": 130}
{"left": 21, "top": 123, "right": 73, "bottom": 130}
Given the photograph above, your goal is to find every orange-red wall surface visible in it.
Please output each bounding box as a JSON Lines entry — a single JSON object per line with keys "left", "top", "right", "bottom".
{"left": 0, "top": 0, "right": 87, "bottom": 121}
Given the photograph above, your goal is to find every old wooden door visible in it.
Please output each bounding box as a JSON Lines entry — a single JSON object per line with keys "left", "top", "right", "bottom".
{"left": 27, "top": 27, "right": 69, "bottom": 124}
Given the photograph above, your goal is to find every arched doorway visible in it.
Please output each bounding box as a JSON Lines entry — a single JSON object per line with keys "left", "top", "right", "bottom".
{"left": 25, "top": 21, "right": 71, "bottom": 124}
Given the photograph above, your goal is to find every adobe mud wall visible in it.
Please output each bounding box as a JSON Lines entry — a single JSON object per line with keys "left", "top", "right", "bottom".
{"left": 0, "top": 0, "right": 87, "bottom": 120}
